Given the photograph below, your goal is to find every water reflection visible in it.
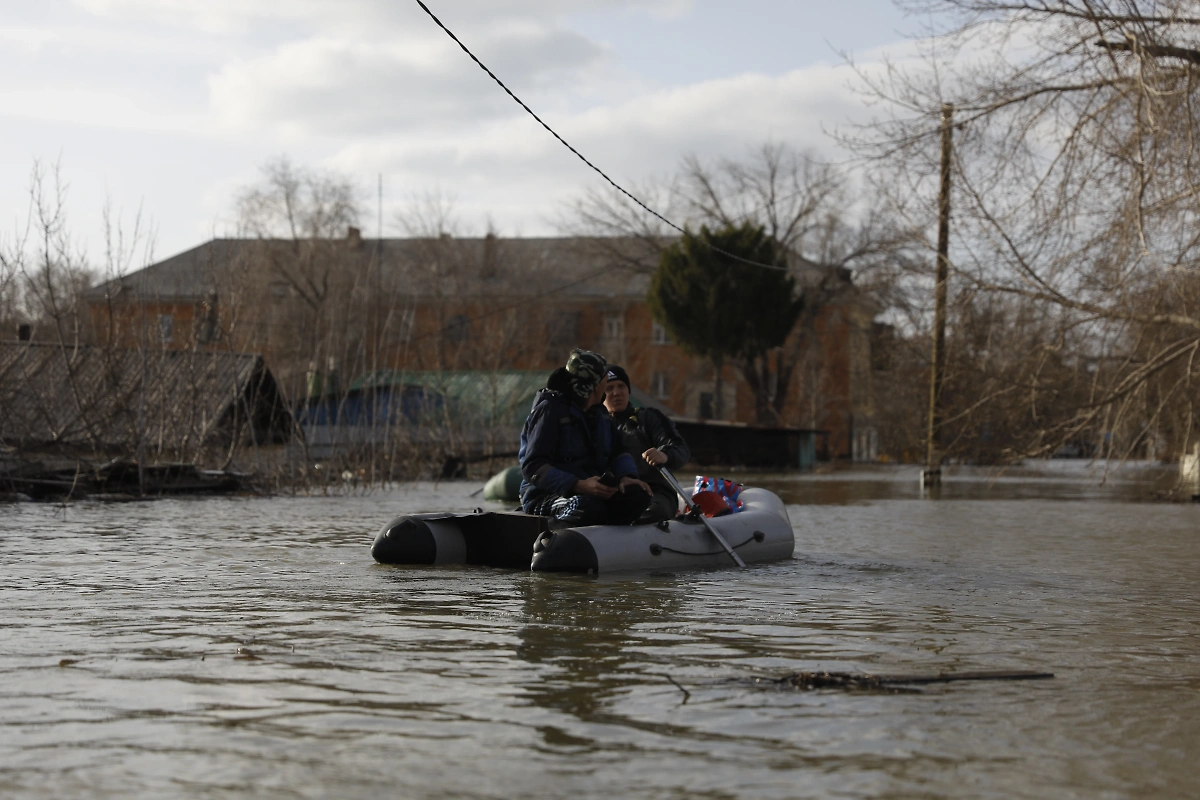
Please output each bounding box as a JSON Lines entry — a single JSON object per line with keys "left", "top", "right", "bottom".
{"left": 3, "top": 474, "right": 1199, "bottom": 799}
{"left": 753, "top": 461, "right": 1180, "bottom": 505}
{"left": 514, "top": 574, "right": 685, "bottom": 737}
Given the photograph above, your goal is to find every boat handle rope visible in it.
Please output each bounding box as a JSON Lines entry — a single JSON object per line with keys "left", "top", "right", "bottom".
{"left": 650, "top": 531, "right": 765, "bottom": 558}
{"left": 657, "top": 466, "right": 747, "bottom": 567}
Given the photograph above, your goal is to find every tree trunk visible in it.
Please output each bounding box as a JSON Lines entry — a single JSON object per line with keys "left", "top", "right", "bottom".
{"left": 713, "top": 356, "right": 724, "bottom": 420}
{"left": 739, "top": 356, "right": 775, "bottom": 425}
{"left": 773, "top": 345, "right": 798, "bottom": 424}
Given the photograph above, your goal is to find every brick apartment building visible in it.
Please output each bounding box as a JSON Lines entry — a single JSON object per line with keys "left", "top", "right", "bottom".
{"left": 84, "top": 229, "right": 880, "bottom": 460}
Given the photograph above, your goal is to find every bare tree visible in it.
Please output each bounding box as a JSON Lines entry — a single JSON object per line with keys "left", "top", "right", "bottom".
{"left": 395, "top": 188, "right": 463, "bottom": 239}
{"left": 237, "top": 157, "right": 361, "bottom": 311}
{"left": 238, "top": 156, "right": 360, "bottom": 242}
{"left": 0, "top": 230, "right": 20, "bottom": 333}
{"left": 234, "top": 158, "right": 366, "bottom": 393}
{"left": 0, "top": 163, "right": 106, "bottom": 456}
{"left": 562, "top": 177, "right": 681, "bottom": 272}
{"left": 0, "top": 162, "right": 95, "bottom": 348}
{"left": 569, "top": 143, "right": 914, "bottom": 426}
{"left": 840, "top": 0, "right": 1200, "bottom": 466}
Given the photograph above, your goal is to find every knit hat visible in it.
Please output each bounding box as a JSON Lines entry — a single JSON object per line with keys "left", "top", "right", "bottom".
{"left": 605, "top": 364, "right": 631, "bottom": 391}
{"left": 565, "top": 348, "right": 607, "bottom": 402}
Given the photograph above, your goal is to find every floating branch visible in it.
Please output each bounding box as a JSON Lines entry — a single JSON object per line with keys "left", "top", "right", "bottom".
{"left": 777, "top": 670, "right": 1054, "bottom": 692}
{"left": 654, "top": 673, "right": 692, "bottom": 703}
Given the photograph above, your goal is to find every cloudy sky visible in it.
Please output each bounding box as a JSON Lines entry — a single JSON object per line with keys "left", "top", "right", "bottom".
{"left": 1, "top": 0, "right": 915, "bottom": 263}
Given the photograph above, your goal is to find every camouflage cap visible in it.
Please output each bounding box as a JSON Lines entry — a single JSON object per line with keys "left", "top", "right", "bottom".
{"left": 565, "top": 348, "right": 607, "bottom": 401}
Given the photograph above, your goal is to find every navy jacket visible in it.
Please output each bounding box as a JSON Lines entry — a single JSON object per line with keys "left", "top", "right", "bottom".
{"left": 518, "top": 367, "right": 638, "bottom": 511}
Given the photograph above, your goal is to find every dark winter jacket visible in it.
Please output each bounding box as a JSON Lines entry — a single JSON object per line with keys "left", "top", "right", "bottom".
{"left": 518, "top": 367, "right": 638, "bottom": 511}
{"left": 611, "top": 405, "right": 691, "bottom": 494}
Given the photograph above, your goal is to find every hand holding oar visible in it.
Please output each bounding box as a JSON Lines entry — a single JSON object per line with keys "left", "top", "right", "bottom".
{"left": 657, "top": 466, "right": 746, "bottom": 568}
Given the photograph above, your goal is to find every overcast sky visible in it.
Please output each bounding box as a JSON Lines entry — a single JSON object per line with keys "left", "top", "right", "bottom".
{"left": 1, "top": 0, "right": 917, "bottom": 264}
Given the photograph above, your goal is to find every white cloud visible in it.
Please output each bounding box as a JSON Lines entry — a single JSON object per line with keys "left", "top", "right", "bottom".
{"left": 643, "top": 0, "right": 694, "bottom": 20}
{"left": 333, "top": 62, "right": 870, "bottom": 177}
{"left": 209, "top": 26, "right": 610, "bottom": 136}
{"left": 72, "top": 0, "right": 344, "bottom": 35}
{"left": 0, "top": 23, "right": 227, "bottom": 59}
{"left": 1, "top": 0, "right": 918, "bottom": 257}
{"left": 0, "top": 25, "right": 71, "bottom": 55}
{"left": 0, "top": 87, "right": 203, "bottom": 133}
{"left": 72, "top": 0, "right": 690, "bottom": 36}
{"left": 320, "top": 60, "right": 881, "bottom": 237}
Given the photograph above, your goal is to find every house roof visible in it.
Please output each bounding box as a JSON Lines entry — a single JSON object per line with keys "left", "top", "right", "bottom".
{"left": 85, "top": 234, "right": 841, "bottom": 304}
{"left": 0, "top": 342, "right": 291, "bottom": 455}
{"left": 85, "top": 239, "right": 248, "bottom": 302}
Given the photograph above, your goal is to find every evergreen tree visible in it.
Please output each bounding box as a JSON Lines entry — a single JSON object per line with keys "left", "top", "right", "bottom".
{"left": 648, "top": 224, "right": 804, "bottom": 422}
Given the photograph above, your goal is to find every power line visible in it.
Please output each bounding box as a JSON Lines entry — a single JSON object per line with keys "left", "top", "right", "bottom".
{"left": 412, "top": 0, "right": 790, "bottom": 273}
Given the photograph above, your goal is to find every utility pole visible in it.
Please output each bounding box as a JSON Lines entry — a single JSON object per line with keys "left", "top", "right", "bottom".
{"left": 375, "top": 173, "right": 383, "bottom": 374}
{"left": 374, "top": 172, "right": 384, "bottom": 485}
{"left": 923, "top": 103, "right": 954, "bottom": 491}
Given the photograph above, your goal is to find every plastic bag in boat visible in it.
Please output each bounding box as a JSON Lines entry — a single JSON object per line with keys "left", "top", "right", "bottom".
{"left": 691, "top": 476, "right": 745, "bottom": 516}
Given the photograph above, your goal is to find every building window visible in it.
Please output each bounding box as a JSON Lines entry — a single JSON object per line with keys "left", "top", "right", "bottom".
{"left": 651, "top": 321, "right": 670, "bottom": 345}
{"left": 158, "top": 314, "right": 174, "bottom": 343}
{"left": 446, "top": 314, "right": 470, "bottom": 344}
{"left": 652, "top": 371, "right": 669, "bottom": 399}
{"left": 604, "top": 313, "right": 623, "bottom": 340}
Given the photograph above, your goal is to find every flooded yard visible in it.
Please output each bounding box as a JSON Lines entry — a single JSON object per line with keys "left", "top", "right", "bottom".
{"left": 2, "top": 462, "right": 1196, "bottom": 798}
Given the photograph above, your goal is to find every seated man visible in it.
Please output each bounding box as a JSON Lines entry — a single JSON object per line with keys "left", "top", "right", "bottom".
{"left": 603, "top": 364, "right": 692, "bottom": 523}
{"left": 518, "top": 349, "right": 652, "bottom": 527}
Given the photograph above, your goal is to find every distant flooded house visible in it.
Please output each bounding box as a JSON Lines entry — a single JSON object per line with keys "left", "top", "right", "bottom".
{"left": 0, "top": 340, "right": 293, "bottom": 464}
{"left": 83, "top": 230, "right": 881, "bottom": 462}
{"left": 293, "top": 368, "right": 683, "bottom": 466}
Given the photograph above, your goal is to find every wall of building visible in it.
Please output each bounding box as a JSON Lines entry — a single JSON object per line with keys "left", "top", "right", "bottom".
{"left": 86, "top": 237, "right": 879, "bottom": 461}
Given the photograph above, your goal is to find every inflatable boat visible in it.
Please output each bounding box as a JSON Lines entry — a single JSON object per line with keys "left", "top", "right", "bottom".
{"left": 370, "top": 486, "right": 794, "bottom": 574}
{"left": 482, "top": 465, "right": 522, "bottom": 502}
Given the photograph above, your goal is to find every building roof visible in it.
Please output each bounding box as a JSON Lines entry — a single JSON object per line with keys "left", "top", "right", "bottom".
{"left": 85, "top": 233, "right": 841, "bottom": 304}
{"left": 86, "top": 239, "right": 248, "bottom": 302}
{"left": 0, "top": 342, "right": 291, "bottom": 456}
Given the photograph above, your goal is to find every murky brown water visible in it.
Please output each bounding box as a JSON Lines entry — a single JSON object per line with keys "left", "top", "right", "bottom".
{"left": 2, "top": 463, "right": 1197, "bottom": 799}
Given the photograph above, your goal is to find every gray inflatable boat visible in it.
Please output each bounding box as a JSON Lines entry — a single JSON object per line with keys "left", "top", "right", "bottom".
{"left": 370, "top": 487, "right": 794, "bottom": 574}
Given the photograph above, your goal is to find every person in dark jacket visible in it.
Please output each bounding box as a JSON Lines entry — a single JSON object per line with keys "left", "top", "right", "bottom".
{"left": 602, "top": 364, "right": 692, "bottom": 523}
{"left": 518, "top": 349, "right": 652, "bottom": 526}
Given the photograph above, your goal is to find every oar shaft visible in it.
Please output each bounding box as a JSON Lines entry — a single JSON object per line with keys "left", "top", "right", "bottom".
{"left": 659, "top": 467, "right": 746, "bottom": 568}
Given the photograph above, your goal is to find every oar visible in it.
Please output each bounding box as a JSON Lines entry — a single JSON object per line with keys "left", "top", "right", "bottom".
{"left": 658, "top": 466, "right": 745, "bottom": 568}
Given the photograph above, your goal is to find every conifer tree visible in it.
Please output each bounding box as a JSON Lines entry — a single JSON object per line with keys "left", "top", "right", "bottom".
{"left": 649, "top": 223, "right": 803, "bottom": 421}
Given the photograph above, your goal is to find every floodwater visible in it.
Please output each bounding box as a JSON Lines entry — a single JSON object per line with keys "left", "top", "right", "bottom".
{"left": 2, "top": 462, "right": 1197, "bottom": 799}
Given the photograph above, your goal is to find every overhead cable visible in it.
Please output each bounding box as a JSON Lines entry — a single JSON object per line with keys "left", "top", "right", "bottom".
{"left": 413, "top": 0, "right": 790, "bottom": 272}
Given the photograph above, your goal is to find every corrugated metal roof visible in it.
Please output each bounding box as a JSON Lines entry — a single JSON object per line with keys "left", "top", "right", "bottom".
{"left": 0, "top": 342, "right": 291, "bottom": 457}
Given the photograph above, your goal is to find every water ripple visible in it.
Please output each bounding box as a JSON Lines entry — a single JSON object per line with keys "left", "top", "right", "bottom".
{"left": 2, "top": 477, "right": 1198, "bottom": 798}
